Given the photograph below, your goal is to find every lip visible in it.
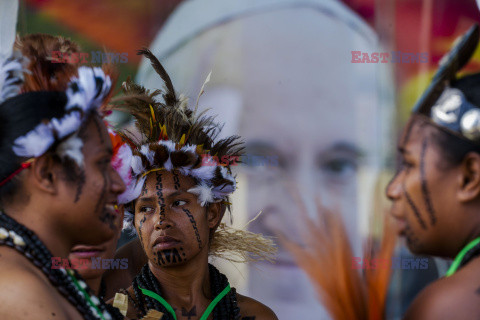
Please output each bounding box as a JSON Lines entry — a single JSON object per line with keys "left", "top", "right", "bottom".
{"left": 394, "top": 219, "right": 407, "bottom": 236}
{"left": 70, "top": 245, "right": 104, "bottom": 259}
{"left": 152, "top": 235, "right": 180, "bottom": 250}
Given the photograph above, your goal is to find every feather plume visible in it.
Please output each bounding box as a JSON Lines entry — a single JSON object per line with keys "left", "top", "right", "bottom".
{"left": 137, "top": 48, "right": 177, "bottom": 106}
{"left": 56, "top": 134, "right": 84, "bottom": 166}
{"left": 282, "top": 195, "right": 396, "bottom": 320}
{"left": 0, "top": 52, "right": 27, "bottom": 104}
{"left": 12, "top": 122, "right": 55, "bottom": 157}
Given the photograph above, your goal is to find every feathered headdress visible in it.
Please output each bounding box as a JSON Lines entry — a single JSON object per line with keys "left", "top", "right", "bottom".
{"left": 0, "top": 33, "right": 115, "bottom": 187}
{"left": 111, "top": 49, "right": 276, "bottom": 263}
{"left": 112, "top": 49, "right": 243, "bottom": 226}
{"left": 414, "top": 24, "right": 480, "bottom": 142}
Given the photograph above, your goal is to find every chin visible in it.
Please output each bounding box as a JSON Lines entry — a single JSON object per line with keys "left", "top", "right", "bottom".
{"left": 405, "top": 240, "right": 430, "bottom": 256}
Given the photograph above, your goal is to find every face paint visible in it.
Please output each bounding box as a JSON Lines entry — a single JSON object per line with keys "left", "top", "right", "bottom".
{"left": 173, "top": 170, "right": 180, "bottom": 190}
{"left": 135, "top": 171, "right": 216, "bottom": 268}
{"left": 182, "top": 208, "right": 202, "bottom": 249}
{"left": 155, "top": 248, "right": 184, "bottom": 265}
{"left": 181, "top": 306, "right": 197, "bottom": 320}
{"left": 155, "top": 172, "right": 166, "bottom": 225}
{"left": 400, "top": 117, "right": 416, "bottom": 147}
{"left": 404, "top": 190, "right": 427, "bottom": 230}
{"left": 387, "top": 119, "right": 460, "bottom": 256}
{"left": 420, "top": 138, "right": 437, "bottom": 226}
{"left": 58, "top": 114, "right": 125, "bottom": 245}
{"left": 138, "top": 215, "right": 147, "bottom": 253}
{"left": 73, "top": 169, "right": 86, "bottom": 203}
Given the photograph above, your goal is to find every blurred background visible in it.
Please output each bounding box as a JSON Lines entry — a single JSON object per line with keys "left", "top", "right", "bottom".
{"left": 17, "top": 0, "right": 480, "bottom": 319}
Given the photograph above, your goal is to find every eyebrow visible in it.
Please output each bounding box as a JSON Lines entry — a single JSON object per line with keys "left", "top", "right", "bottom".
{"left": 319, "top": 142, "right": 363, "bottom": 158}
{"left": 136, "top": 196, "right": 157, "bottom": 203}
{"left": 244, "top": 141, "right": 281, "bottom": 154}
{"left": 166, "top": 191, "right": 184, "bottom": 199}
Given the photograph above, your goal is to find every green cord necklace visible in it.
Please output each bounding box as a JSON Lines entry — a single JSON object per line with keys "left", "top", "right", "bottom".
{"left": 445, "top": 236, "right": 480, "bottom": 277}
{"left": 139, "top": 284, "right": 231, "bottom": 320}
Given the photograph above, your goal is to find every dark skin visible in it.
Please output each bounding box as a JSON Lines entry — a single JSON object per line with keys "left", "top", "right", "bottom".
{"left": 109, "top": 170, "right": 277, "bottom": 320}
{"left": 386, "top": 116, "right": 480, "bottom": 319}
{"left": 69, "top": 205, "right": 125, "bottom": 296}
{"left": 0, "top": 115, "right": 125, "bottom": 319}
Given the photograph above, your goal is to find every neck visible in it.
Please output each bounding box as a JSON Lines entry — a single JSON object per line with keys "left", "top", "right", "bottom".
{"left": 148, "top": 251, "right": 211, "bottom": 308}
{"left": 3, "top": 203, "right": 72, "bottom": 258}
{"left": 85, "top": 277, "right": 102, "bottom": 296}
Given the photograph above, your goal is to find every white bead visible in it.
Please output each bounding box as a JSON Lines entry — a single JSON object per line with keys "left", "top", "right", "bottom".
{"left": 90, "top": 295, "right": 100, "bottom": 305}
{"left": 103, "top": 311, "right": 112, "bottom": 320}
{"left": 0, "top": 228, "right": 9, "bottom": 239}
{"left": 8, "top": 230, "right": 16, "bottom": 239}
{"left": 13, "top": 235, "right": 25, "bottom": 247}
{"left": 78, "top": 280, "right": 87, "bottom": 289}
{"left": 90, "top": 306, "right": 98, "bottom": 316}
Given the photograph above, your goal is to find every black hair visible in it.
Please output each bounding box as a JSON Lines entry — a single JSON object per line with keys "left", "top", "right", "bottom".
{"left": 0, "top": 91, "right": 69, "bottom": 207}
{"left": 428, "top": 73, "right": 480, "bottom": 168}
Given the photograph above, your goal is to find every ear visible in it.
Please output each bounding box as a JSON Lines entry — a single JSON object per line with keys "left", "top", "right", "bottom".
{"left": 29, "top": 154, "right": 59, "bottom": 195}
{"left": 458, "top": 152, "right": 480, "bottom": 202}
{"left": 207, "top": 202, "right": 225, "bottom": 230}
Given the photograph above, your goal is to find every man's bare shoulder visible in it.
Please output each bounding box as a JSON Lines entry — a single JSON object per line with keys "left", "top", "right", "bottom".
{"left": 404, "top": 259, "right": 480, "bottom": 320}
{"left": 0, "top": 248, "right": 75, "bottom": 319}
{"left": 237, "top": 293, "right": 278, "bottom": 320}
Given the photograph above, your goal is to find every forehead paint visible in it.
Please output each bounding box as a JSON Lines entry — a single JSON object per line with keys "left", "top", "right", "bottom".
{"left": 400, "top": 118, "right": 417, "bottom": 148}
{"left": 420, "top": 138, "right": 437, "bottom": 226}
{"left": 172, "top": 170, "right": 180, "bottom": 190}
{"left": 404, "top": 191, "right": 427, "bottom": 230}
{"left": 92, "top": 115, "right": 105, "bottom": 144}
{"left": 73, "top": 170, "right": 86, "bottom": 203}
{"left": 155, "top": 172, "right": 166, "bottom": 225}
{"left": 182, "top": 208, "right": 202, "bottom": 249}
{"left": 140, "top": 182, "right": 148, "bottom": 197}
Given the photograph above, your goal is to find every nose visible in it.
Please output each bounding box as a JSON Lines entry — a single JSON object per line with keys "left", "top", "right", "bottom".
{"left": 386, "top": 170, "right": 402, "bottom": 201}
{"left": 154, "top": 210, "right": 173, "bottom": 230}
{"left": 110, "top": 165, "right": 126, "bottom": 195}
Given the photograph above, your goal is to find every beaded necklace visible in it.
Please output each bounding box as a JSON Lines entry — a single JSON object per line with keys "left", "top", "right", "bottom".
{"left": 132, "top": 263, "right": 241, "bottom": 320}
{"left": 446, "top": 237, "right": 480, "bottom": 277}
{"left": 0, "top": 212, "right": 124, "bottom": 320}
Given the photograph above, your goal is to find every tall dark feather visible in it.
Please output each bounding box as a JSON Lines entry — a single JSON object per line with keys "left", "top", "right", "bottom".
{"left": 137, "top": 48, "right": 177, "bottom": 106}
